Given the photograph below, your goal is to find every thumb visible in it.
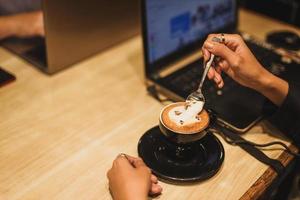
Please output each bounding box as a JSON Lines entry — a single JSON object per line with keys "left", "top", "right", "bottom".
{"left": 122, "top": 155, "right": 147, "bottom": 168}
{"left": 132, "top": 158, "right": 148, "bottom": 169}
{"left": 204, "top": 41, "right": 241, "bottom": 69}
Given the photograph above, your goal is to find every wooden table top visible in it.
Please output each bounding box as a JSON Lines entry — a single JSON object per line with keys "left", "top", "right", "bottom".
{"left": 0, "top": 9, "right": 299, "bottom": 200}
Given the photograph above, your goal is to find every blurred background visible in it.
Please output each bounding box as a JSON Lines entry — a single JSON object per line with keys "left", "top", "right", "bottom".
{"left": 240, "top": 0, "right": 300, "bottom": 27}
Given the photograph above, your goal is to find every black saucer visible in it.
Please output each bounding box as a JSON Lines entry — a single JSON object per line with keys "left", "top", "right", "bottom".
{"left": 138, "top": 126, "right": 224, "bottom": 183}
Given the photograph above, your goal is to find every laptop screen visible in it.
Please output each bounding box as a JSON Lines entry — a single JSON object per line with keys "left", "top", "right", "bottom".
{"left": 143, "top": 0, "right": 237, "bottom": 71}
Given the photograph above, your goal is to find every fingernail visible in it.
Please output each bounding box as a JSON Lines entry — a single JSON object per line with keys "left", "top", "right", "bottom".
{"left": 204, "top": 50, "right": 209, "bottom": 58}
{"left": 206, "top": 42, "right": 214, "bottom": 49}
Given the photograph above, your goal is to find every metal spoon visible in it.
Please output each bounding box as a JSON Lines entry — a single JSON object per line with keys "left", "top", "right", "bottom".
{"left": 186, "top": 37, "right": 222, "bottom": 103}
{"left": 186, "top": 54, "right": 215, "bottom": 103}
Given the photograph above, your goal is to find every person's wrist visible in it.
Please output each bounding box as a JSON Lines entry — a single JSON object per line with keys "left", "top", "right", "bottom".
{"left": 255, "top": 69, "right": 288, "bottom": 106}
{"left": 256, "top": 70, "right": 275, "bottom": 94}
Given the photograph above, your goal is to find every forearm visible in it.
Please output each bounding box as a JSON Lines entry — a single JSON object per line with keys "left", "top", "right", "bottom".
{"left": 0, "top": 11, "right": 44, "bottom": 40}
{"left": 0, "top": 16, "right": 18, "bottom": 39}
{"left": 257, "top": 70, "right": 289, "bottom": 106}
{"left": 267, "top": 82, "right": 300, "bottom": 147}
{"left": 257, "top": 71, "right": 300, "bottom": 147}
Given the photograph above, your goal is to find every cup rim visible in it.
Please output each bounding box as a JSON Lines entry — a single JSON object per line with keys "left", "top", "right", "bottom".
{"left": 159, "top": 102, "right": 210, "bottom": 135}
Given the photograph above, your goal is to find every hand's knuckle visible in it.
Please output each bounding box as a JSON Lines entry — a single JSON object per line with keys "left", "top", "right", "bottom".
{"left": 234, "top": 34, "right": 243, "bottom": 41}
{"left": 233, "top": 57, "right": 243, "bottom": 67}
{"left": 106, "top": 170, "right": 111, "bottom": 179}
{"left": 214, "top": 44, "right": 221, "bottom": 52}
{"left": 143, "top": 167, "right": 151, "bottom": 174}
{"left": 208, "top": 34, "right": 213, "bottom": 38}
{"left": 207, "top": 34, "right": 216, "bottom": 40}
{"left": 113, "top": 157, "right": 122, "bottom": 166}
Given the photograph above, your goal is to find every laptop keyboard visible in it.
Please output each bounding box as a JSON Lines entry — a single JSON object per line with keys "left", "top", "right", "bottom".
{"left": 245, "top": 40, "right": 281, "bottom": 70}
{"left": 157, "top": 40, "right": 284, "bottom": 130}
{"left": 159, "top": 40, "right": 281, "bottom": 97}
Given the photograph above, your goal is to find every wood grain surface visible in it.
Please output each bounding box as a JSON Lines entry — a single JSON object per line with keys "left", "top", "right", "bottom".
{"left": 0, "top": 9, "right": 299, "bottom": 200}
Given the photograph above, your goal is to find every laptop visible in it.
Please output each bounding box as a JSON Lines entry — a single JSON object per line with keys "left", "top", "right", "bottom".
{"left": 1, "top": 0, "right": 140, "bottom": 74}
{"left": 142, "top": 0, "right": 291, "bottom": 132}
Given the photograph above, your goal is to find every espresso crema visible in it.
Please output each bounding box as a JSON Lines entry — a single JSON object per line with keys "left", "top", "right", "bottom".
{"left": 161, "top": 102, "right": 209, "bottom": 134}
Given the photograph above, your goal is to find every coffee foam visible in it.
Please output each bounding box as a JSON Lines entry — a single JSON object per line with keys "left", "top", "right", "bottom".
{"left": 161, "top": 102, "right": 209, "bottom": 134}
{"left": 168, "top": 101, "right": 204, "bottom": 126}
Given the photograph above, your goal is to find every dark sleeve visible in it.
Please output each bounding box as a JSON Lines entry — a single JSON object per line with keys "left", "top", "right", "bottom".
{"left": 267, "top": 82, "right": 300, "bottom": 148}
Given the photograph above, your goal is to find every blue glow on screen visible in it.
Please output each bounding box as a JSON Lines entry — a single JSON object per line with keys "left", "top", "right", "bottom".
{"left": 145, "top": 0, "right": 236, "bottom": 64}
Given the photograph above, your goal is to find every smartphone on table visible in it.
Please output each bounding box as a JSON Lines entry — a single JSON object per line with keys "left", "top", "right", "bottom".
{"left": 0, "top": 67, "right": 16, "bottom": 87}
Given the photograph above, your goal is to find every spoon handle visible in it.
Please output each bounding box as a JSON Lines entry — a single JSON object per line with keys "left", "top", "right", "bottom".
{"left": 198, "top": 54, "right": 215, "bottom": 92}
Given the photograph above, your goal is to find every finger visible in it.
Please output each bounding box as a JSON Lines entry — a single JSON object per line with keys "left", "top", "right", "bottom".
{"left": 113, "top": 155, "right": 133, "bottom": 169}
{"left": 118, "top": 154, "right": 147, "bottom": 169}
{"left": 207, "top": 68, "right": 216, "bottom": 80}
{"left": 39, "top": 29, "right": 45, "bottom": 37}
{"left": 215, "top": 66, "right": 222, "bottom": 75}
{"left": 150, "top": 183, "right": 163, "bottom": 196}
{"left": 121, "top": 154, "right": 138, "bottom": 165}
{"left": 212, "top": 66, "right": 224, "bottom": 88}
{"left": 118, "top": 155, "right": 149, "bottom": 171}
{"left": 218, "top": 59, "right": 230, "bottom": 71}
{"left": 202, "top": 47, "right": 211, "bottom": 62}
{"left": 206, "top": 33, "right": 243, "bottom": 46}
{"left": 213, "top": 71, "right": 223, "bottom": 86}
{"left": 151, "top": 174, "right": 158, "bottom": 183}
{"left": 217, "top": 79, "right": 224, "bottom": 88}
{"left": 106, "top": 169, "right": 111, "bottom": 179}
{"left": 132, "top": 158, "right": 147, "bottom": 168}
{"left": 204, "top": 41, "right": 241, "bottom": 69}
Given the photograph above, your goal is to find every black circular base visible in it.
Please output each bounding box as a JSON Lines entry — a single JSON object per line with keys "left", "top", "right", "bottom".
{"left": 138, "top": 126, "right": 224, "bottom": 183}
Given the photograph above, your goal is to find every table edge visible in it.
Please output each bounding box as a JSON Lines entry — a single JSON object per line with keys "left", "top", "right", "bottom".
{"left": 239, "top": 144, "right": 298, "bottom": 200}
